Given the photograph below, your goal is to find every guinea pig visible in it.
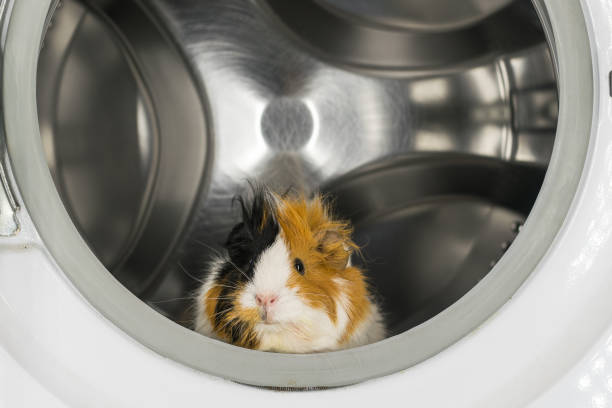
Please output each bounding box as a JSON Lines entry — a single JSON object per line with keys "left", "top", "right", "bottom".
{"left": 193, "top": 185, "right": 386, "bottom": 353}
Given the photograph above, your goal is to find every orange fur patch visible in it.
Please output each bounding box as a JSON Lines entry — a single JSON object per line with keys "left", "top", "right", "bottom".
{"left": 204, "top": 282, "right": 260, "bottom": 348}
{"left": 204, "top": 284, "right": 223, "bottom": 332}
{"left": 336, "top": 267, "right": 371, "bottom": 345}
{"left": 275, "top": 194, "right": 371, "bottom": 343}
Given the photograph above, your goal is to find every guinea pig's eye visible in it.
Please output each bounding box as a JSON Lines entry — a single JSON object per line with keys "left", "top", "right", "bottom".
{"left": 293, "top": 258, "right": 305, "bottom": 275}
{"left": 248, "top": 258, "right": 255, "bottom": 270}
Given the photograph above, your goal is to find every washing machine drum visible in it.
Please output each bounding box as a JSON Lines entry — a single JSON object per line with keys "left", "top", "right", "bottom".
{"left": 5, "top": 0, "right": 593, "bottom": 388}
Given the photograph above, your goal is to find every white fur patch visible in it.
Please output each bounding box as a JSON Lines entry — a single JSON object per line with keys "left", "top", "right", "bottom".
{"left": 252, "top": 236, "right": 292, "bottom": 295}
{"left": 342, "top": 303, "right": 386, "bottom": 349}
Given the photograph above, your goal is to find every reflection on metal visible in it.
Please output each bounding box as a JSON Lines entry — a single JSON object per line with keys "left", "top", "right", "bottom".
{"left": 37, "top": 0, "right": 557, "bottom": 327}
{"left": 313, "top": 0, "right": 515, "bottom": 32}
{"left": 37, "top": 0, "right": 208, "bottom": 294}
{"left": 264, "top": 0, "right": 543, "bottom": 70}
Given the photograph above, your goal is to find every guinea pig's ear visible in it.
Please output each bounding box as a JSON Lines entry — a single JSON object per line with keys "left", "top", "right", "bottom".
{"left": 315, "top": 227, "right": 354, "bottom": 270}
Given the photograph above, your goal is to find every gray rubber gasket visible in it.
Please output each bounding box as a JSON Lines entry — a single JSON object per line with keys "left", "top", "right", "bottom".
{"left": 2, "top": 0, "right": 593, "bottom": 387}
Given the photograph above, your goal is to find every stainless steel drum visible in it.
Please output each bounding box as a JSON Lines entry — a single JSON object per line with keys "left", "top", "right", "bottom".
{"left": 37, "top": 0, "right": 557, "bottom": 336}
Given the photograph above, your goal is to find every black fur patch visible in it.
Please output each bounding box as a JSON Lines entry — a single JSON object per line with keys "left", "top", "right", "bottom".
{"left": 222, "top": 184, "right": 279, "bottom": 282}
{"left": 213, "top": 184, "right": 280, "bottom": 341}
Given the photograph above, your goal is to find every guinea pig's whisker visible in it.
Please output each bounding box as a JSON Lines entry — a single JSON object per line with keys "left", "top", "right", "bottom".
{"left": 210, "top": 307, "right": 235, "bottom": 319}
{"left": 197, "top": 241, "right": 250, "bottom": 280}
{"left": 192, "top": 239, "right": 253, "bottom": 284}
{"left": 193, "top": 239, "right": 224, "bottom": 256}
{"left": 183, "top": 303, "right": 197, "bottom": 312}
{"left": 195, "top": 240, "right": 251, "bottom": 279}
{"left": 177, "top": 262, "right": 206, "bottom": 284}
{"left": 233, "top": 268, "right": 252, "bottom": 283}
{"left": 213, "top": 283, "right": 241, "bottom": 290}
{"left": 206, "top": 296, "right": 238, "bottom": 301}
{"left": 223, "top": 260, "right": 251, "bottom": 283}
{"left": 217, "top": 316, "right": 240, "bottom": 333}
{"left": 149, "top": 296, "right": 196, "bottom": 304}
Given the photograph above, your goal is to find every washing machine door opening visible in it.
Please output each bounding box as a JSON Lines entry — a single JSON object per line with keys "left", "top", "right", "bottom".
{"left": 5, "top": 0, "right": 593, "bottom": 387}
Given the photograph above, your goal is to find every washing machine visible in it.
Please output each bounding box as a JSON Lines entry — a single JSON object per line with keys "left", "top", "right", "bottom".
{"left": 1, "top": 0, "right": 611, "bottom": 406}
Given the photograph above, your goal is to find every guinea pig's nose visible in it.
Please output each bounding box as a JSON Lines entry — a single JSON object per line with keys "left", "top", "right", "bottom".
{"left": 255, "top": 294, "right": 278, "bottom": 308}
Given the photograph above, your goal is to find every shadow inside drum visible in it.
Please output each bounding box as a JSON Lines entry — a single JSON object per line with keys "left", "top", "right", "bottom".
{"left": 323, "top": 153, "right": 545, "bottom": 335}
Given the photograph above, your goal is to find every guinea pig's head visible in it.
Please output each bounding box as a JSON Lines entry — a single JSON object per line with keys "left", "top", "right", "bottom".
{"left": 204, "top": 186, "right": 361, "bottom": 352}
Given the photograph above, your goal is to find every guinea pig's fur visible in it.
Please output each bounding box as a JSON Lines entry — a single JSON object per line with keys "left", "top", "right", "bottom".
{"left": 193, "top": 186, "right": 385, "bottom": 353}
